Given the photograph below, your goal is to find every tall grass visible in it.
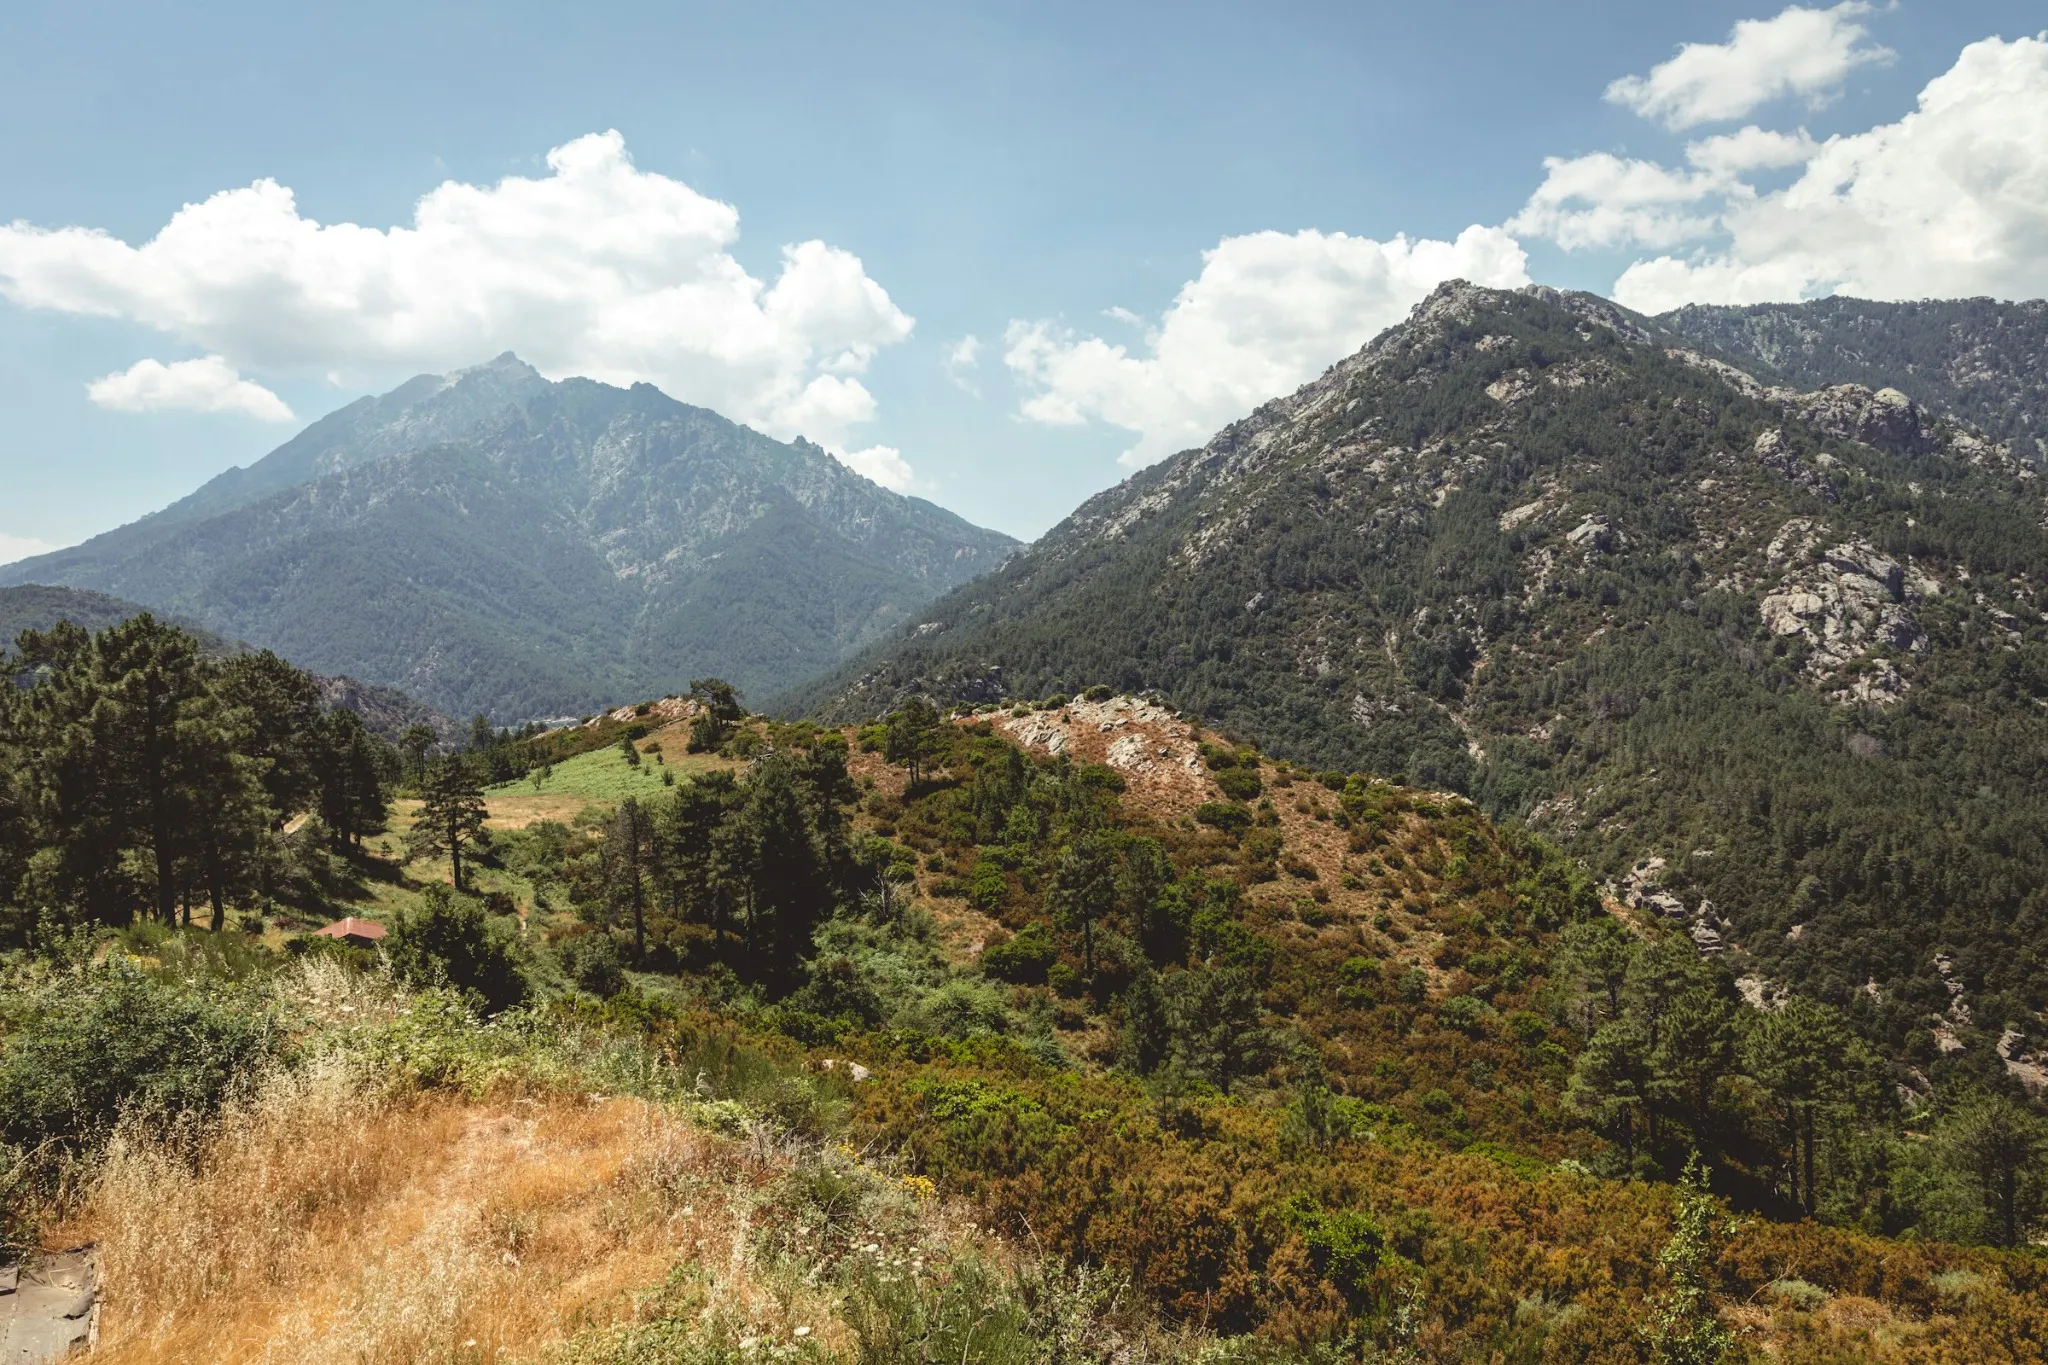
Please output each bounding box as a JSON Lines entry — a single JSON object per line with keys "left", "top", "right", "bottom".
{"left": 59, "top": 959, "right": 1177, "bottom": 1363}
{"left": 85, "top": 1059, "right": 760, "bottom": 1363}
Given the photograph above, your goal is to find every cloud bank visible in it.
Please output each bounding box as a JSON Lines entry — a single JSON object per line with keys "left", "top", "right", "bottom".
{"left": 1612, "top": 34, "right": 2048, "bottom": 311}
{"left": 0, "top": 131, "right": 913, "bottom": 448}
{"left": 836, "top": 444, "right": 914, "bottom": 492}
{"left": 1005, "top": 225, "right": 1529, "bottom": 467}
{"left": 1509, "top": 7, "right": 2048, "bottom": 314}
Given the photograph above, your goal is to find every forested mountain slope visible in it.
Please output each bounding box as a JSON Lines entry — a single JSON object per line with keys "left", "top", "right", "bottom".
{"left": 1658, "top": 296, "right": 2048, "bottom": 464}
{"left": 0, "top": 357, "right": 1016, "bottom": 719}
{"left": 794, "top": 282, "right": 2048, "bottom": 1052}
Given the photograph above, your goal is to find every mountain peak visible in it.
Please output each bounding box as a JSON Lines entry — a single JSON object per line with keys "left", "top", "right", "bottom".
{"left": 449, "top": 351, "right": 544, "bottom": 384}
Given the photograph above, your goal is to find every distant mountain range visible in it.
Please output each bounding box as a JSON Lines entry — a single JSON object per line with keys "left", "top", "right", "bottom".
{"left": 2, "top": 354, "right": 1016, "bottom": 720}
{"left": 792, "top": 282, "right": 2048, "bottom": 1041}
{"left": 0, "top": 583, "right": 453, "bottom": 744}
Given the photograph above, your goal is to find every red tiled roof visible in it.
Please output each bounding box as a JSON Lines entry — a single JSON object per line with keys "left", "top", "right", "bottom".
{"left": 313, "top": 916, "right": 387, "bottom": 941}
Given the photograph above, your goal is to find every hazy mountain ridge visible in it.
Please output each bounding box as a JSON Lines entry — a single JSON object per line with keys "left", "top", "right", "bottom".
{"left": 792, "top": 281, "right": 2048, "bottom": 1041}
{"left": 1658, "top": 295, "right": 2048, "bottom": 464}
{"left": 2, "top": 358, "right": 1017, "bottom": 720}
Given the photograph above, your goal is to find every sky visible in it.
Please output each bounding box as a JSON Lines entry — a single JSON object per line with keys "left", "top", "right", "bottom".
{"left": 1, "top": 1, "right": 2044, "bottom": 558}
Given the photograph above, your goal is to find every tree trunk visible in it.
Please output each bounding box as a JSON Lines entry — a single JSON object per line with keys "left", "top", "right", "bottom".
{"left": 2001, "top": 1165, "right": 2018, "bottom": 1247}
{"left": 147, "top": 673, "right": 178, "bottom": 925}
{"left": 448, "top": 810, "right": 464, "bottom": 892}
{"left": 1802, "top": 1114, "right": 1817, "bottom": 1217}
{"left": 208, "top": 839, "right": 225, "bottom": 933}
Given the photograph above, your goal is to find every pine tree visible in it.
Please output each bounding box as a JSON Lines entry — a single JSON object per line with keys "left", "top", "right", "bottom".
{"left": 1744, "top": 997, "right": 1866, "bottom": 1214}
{"left": 606, "top": 796, "right": 655, "bottom": 961}
{"left": 316, "top": 708, "right": 391, "bottom": 852}
{"left": 399, "top": 724, "right": 438, "bottom": 786}
{"left": 883, "top": 696, "right": 942, "bottom": 788}
{"left": 411, "top": 757, "right": 489, "bottom": 892}
{"left": 1047, "top": 834, "right": 1116, "bottom": 976}
{"left": 1941, "top": 1094, "right": 2047, "bottom": 1248}
{"left": 687, "top": 677, "right": 744, "bottom": 753}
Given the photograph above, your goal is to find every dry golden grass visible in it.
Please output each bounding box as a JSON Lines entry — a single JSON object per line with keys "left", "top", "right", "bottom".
{"left": 77, "top": 1059, "right": 774, "bottom": 1364}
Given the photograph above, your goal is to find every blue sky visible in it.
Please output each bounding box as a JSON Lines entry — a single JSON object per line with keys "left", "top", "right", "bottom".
{"left": 2, "top": 1, "right": 2044, "bottom": 554}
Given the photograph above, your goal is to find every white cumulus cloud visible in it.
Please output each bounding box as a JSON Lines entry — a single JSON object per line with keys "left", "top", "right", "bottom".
{"left": 0, "top": 532, "right": 58, "bottom": 566}
{"left": 1605, "top": 3, "right": 1894, "bottom": 130}
{"left": 1005, "top": 225, "right": 1529, "bottom": 468}
{"left": 0, "top": 130, "right": 913, "bottom": 447}
{"left": 1506, "top": 129, "right": 1824, "bottom": 253}
{"left": 835, "top": 444, "right": 914, "bottom": 492}
{"left": 87, "top": 355, "right": 294, "bottom": 421}
{"left": 1612, "top": 34, "right": 2048, "bottom": 311}
{"left": 1683, "top": 125, "right": 1821, "bottom": 177}
{"left": 1507, "top": 154, "right": 1728, "bottom": 251}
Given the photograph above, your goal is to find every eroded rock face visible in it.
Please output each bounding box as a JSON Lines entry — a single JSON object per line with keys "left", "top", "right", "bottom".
{"left": 1781, "top": 385, "right": 1934, "bottom": 455}
{"left": 1760, "top": 521, "right": 1926, "bottom": 703}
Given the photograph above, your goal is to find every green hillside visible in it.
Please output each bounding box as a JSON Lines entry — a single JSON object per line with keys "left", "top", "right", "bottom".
{"left": 786, "top": 283, "right": 2048, "bottom": 1063}
{"left": 4, "top": 627, "right": 2042, "bottom": 1360}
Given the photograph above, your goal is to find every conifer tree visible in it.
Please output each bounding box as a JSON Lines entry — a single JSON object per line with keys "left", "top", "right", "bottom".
{"left": 883, "top": 696, "right": 941, "bottom": 788}
{"left": 399, "top": 724, "right": 438, "bottom": 786}
{"left": 606, "top": 796, "right": 655, "bottom": 961}
{"left": 412, "top": 757, "right": 489, "bottom": 892}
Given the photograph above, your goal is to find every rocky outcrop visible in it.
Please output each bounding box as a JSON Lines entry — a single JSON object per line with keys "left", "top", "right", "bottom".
{"left": 1759, "top": 522, "right": 1927, "bottom": 704}
{"left": 1779, "top": 384, "right": 1934, "bottom": 455}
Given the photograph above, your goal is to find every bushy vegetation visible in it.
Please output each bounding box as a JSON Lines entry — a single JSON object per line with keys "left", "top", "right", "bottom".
{"left": 0, "top": 611, "right": 2043, "bottom": 1356}
{"left": 0, "top": 967, "right": 277, "bottom": 1151}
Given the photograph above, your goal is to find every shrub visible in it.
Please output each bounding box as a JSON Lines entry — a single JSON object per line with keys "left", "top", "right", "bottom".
{"left": 387, "top": 885, "right": 530, "bottom": 1014}
{"left": 907, "top": 980, "right": 1012, "bottom": 1039}
{"left": 0, "top": 971, "right": 278, "bottom": 1150}
{"left": 560, "top": 933, "right": 627, "bottom": 998}
{"left": 1214, "top": 766, "right": 1263, "bottom": 801}
{"left": 981, "top": 923, "right": 1056, "bottom": 984}
{"left": 1194, "top": 802, "right": 1252, "bottom": 833}
{"left": 1285, "top": 1195, "right": 1386, "bottom": 1305}
{"left": 1437, "top": 994, "right": 1493, "bottom": 1035}
{"left": 968, "top": 862, "right": 1009, "bottom": 913}
{"left": 788, "top": 954, "right": 886, "bottom": 1027}
{"left": 1082, "top": 684, "right": 1113, "bottom": 701}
